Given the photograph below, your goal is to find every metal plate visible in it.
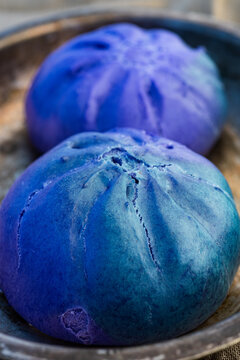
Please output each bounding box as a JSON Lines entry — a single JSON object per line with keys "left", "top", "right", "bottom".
{"left": 1, "top": 6, "right": 240, "bottom": 360}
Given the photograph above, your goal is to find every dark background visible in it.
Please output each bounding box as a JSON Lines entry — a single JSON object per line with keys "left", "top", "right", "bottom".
{"left": 0, "top": 0, "right": 240, "bottom": 31}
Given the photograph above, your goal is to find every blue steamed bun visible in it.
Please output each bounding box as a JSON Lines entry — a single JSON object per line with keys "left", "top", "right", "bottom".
{"left": 0, "top": 128, "right": 239, "bottom": 345}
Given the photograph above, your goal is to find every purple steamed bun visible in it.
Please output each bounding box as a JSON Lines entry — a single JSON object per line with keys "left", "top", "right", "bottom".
{"left": 26, "top": 23, "right": 227, "bottom": 154}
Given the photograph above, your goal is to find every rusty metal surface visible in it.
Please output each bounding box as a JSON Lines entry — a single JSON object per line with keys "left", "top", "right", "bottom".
{"left": 1, "top": 6, "right": 240, "bottom": 360}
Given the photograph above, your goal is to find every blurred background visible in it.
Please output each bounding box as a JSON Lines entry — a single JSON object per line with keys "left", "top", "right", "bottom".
{"left": 0, "top": 0, "right": 240, "bottom": 32}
